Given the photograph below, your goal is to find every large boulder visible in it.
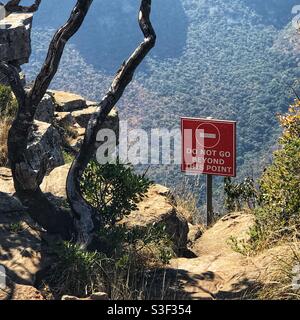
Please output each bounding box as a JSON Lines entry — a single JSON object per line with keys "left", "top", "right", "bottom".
{"left": 41, "top": 164, "right": 70, "bottom": 199}
{"left": 120, "top": 185, "right": 189, "bottom": 255}
{"left": 0, "top": 13, "right": 32, "bottom": 65}
{"left": 0, "top": 281, "right": 45, "bottom": 300}
{"left": 71, "top": 106, "right": 118, "bottom": 130}
{"left": 49, "top": 90, "right": 87, "bottom": 112}
{"left": 27, "top": 120, "right": 64, "bottom": 174}
{"left": 192, "top": 213, "right": 255, "bottom": 256}
{"left": 0, "top": 13, "right": 33, "bottom": 85}
{"left": 34, "top": 93, "right": 55, "bottom": 124}
{"left": 41, "top": 167, "right": 189, "bottom": 254}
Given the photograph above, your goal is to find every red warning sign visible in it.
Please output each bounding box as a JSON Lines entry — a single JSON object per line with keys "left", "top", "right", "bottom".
{"left": 181, "top": 117, "right": 237, "bottom": 177}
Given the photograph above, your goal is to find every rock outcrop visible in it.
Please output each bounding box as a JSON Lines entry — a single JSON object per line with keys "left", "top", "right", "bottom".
{"left": 0, "top": 13, "right": 33, "bottom": 84}
{"left": 1, "top": 88, "right": 119, "bottom": 209}
{"left": 41, "top": 166, "right": 189, "bottom": 254}
{"left": 151, "top": 212, "right": 294, "bottom": 300}
{"left": 35, "top": 90, "right": 119, "bottom": 150}
{"left": 0, "top": 282, "right": 45, "bottom": 300}
{"left": 40, "top": 164, "right": 71, "bottom": 200}
{"left": 27, "top": 120, "right": 64, "bottom": 174}
{"left": 0, "top": 13, "right": 32, "bottom": 65}
{"left": 34, "top": 93, "right": 55, "bottom": 123}
{"left": 49, "top": 90, "right": 87, "bottom": 112}
{"left": 121, "top": 184, "right": 189, "bottom": 255}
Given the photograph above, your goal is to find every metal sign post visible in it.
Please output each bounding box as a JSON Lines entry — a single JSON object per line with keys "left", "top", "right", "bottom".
{"left": 181, "top": 117, "right": 237, "bottom": 227}
{"left": 206, "top": 174, "right": 213, "bottom": 226}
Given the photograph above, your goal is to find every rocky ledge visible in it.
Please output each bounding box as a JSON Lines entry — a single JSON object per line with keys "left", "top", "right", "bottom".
{"left": 0, "top": 12, "right": 33, "bottom": 85}
{"left": 27, "top": 90, "right": 119, "bottom": 174}
{"left": 0, "top": 13, "right": 33, "bottom": 65}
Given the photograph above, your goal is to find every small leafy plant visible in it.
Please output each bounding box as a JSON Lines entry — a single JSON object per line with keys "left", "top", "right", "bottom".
{"left": 81, "top": 161, "right": 152, "bottom": 226}
{"left": 224, "top": 177, "right": 258, "bottom": 213}
{"left": 47, "top": 223, "right": 174, "bottom": 299}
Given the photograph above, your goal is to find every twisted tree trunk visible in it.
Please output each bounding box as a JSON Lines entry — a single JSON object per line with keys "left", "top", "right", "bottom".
{"left": 0, "top": 0, "right": 93, "bottom": 239}
{"left": 0, "top": 0, "right": 156, "bottom": 245}
{"left": 67, "top": 0, "right": 156, "bottom": 246}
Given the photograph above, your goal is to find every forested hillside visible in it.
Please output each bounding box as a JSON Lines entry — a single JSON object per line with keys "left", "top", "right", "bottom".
{"left": 23, "top": 0, "right": 300, "bottom": 209}
{"left": 3, "top": 0, "right": 300, "bottom": 303}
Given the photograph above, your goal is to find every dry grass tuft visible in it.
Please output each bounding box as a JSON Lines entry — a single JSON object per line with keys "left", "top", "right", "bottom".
{"left": 172, "top": 180, "right": 205, "bottom": 227}
{"left": 0, "top": 117, "right": 12, "bottom": 167}
{"left": 258, "top": 244, "right": 300, "bottom": 300}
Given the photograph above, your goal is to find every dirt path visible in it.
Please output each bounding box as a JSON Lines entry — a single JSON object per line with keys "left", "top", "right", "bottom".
{"left": 162, "top": 213, "right": 292, "bottom": 300}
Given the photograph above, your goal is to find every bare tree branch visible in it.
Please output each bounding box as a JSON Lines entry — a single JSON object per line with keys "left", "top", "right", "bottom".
{"left": 67, "top": 0, "right": 156, "bottom": 246}
{"left": 0, "top": 62, "right": 26, "bottom": 104}
{"left": 1, "top": 0, "right": 156, "bottom": 245}
{"left": 30, "top": 0, "right": 93, "bottom": 106}
{"left": 3, "top": 0, "right": 93, "bottom": 239}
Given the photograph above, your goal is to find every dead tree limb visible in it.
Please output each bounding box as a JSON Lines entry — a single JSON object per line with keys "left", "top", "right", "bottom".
{"left": 0, "top": 0, "right": 156, "bottom": 245}
{"left": 67, "top": 0, "right": 156, "bottom": 246}
{"left": 0, "top": 0, "right": 93, "bottom": 239}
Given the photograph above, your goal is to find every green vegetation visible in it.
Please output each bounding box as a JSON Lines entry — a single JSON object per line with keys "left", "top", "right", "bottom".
{"left": 41, "top": 161, "right": 174, "bottom": 299}
{"left": 62, "top": 150, "right": 75, "bottom": 164}
{"left": 229, "top": 101, "right": 300, "bottom": 254}
{"left": 249, "top": 102, "right": 300, "bottom": 250}
{"left": 0, "top": 85, "right": 15, "bottom": 116}
{"left": 224, "top": 177, "right": 258, "bottom": 212}
{"left": 81, "top": 161, "right": 152, "bottom": 226}
{"left": 25, "top": 0, "right": 300, "bottom": 213}
{"left": 45, "top": 224, "right": 174, "bottom": 299}
{"left": 8, "top": 222, "right": 24, "bottom": 234}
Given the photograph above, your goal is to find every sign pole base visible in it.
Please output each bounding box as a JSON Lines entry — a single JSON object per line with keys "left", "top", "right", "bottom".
{"left": 206, "top": 174, "right": 213, "bottom": 226}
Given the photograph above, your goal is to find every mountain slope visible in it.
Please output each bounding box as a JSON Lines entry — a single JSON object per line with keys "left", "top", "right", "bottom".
{"left": 31, "top": 0, "right": 188, "bottom": 71}
{"left": 23, "top": 0, "right": 300, "bottom": 210}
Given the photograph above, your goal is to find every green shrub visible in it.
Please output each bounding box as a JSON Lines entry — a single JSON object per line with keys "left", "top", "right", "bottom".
{"left": 96, "top": 223, "right": 174, "bottom": 265}
{"left": 81, "top": 161, "right": 152, "bottom": 226}
{"left": 247, "top": 103, "right": 300, "bottom": 250}
{"left": 62, "top": 150, "right": 75, "bottom": 164}
{"left": 47, "top": 242, "right": 108, "bottom": 297}
{"left": 46, "top": 223, "right": 174, "bottom": 299}
{"left": 224, "top": 177, "right": 258, "bottom": 213}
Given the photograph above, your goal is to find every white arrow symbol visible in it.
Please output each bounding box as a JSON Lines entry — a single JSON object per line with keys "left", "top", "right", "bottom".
{"left": 199, "top": 132, "right": 217, "bottom": 139}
